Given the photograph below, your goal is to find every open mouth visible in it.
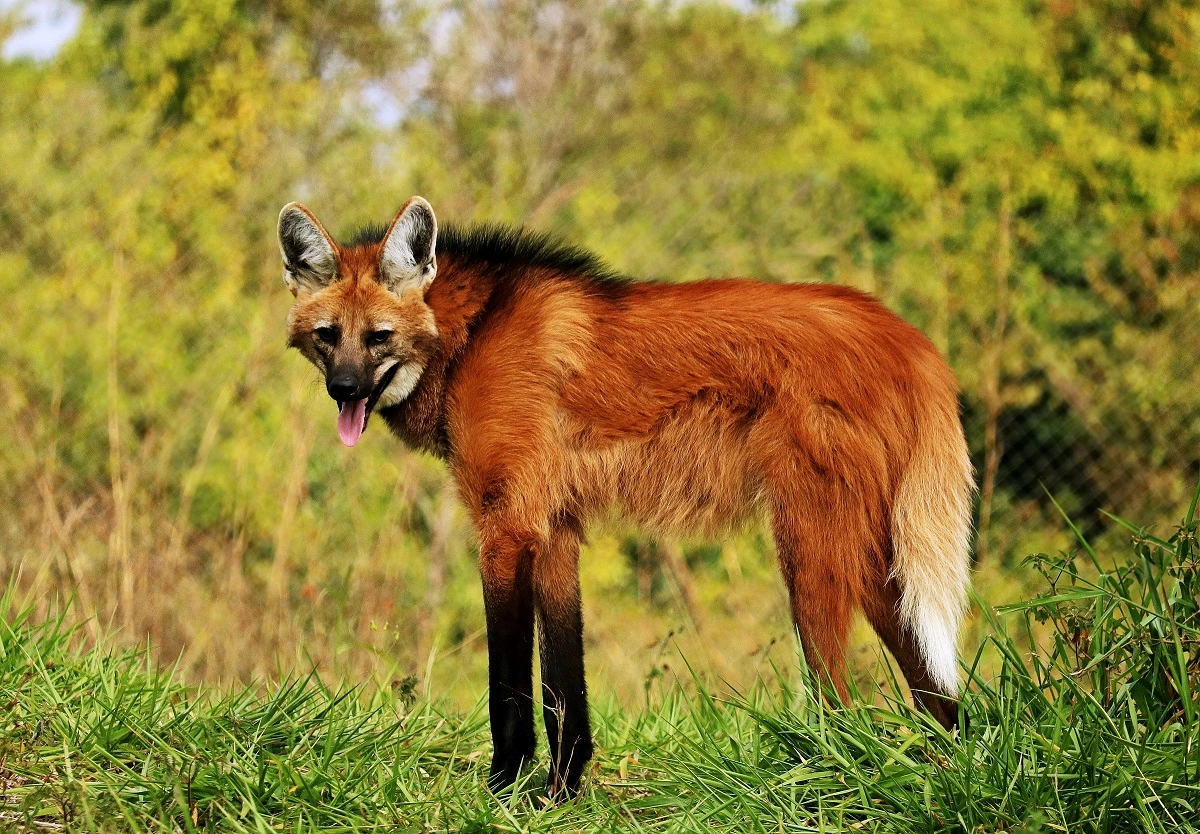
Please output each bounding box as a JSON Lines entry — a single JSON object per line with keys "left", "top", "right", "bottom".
{"left": 334, "top": 363, "right": 400, "bottom": 448}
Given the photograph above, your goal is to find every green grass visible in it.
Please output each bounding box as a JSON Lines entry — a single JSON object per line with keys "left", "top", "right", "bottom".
{"left": 2, "top": 494, "right": 1198, "bottom": 832}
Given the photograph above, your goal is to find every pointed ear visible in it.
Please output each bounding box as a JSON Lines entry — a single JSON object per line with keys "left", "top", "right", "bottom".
{"left": 278, "top": 203, "right": 338, "bottom": 296}
{"left": 379, "top": 196, "right": 437, "bottom": 294}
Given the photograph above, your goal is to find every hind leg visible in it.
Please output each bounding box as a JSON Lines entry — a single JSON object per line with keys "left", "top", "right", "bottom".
{"left": 863, "top": 575, "right": 961, "bottom": 730}
{"left": 770, "top": 498, "right": 863, "bottom": 701}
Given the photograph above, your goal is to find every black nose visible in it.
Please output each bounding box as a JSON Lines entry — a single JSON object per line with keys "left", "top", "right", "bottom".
{"left": 327, "top": 375, "right": 359, "bottom": 402}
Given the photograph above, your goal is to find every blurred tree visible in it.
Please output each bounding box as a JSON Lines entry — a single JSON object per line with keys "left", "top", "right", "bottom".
{"left": 0, "top": 0, "right": 434, "bottom": 673}
{"left": 3, "top": 0, "right": 1200, "bottom": 690}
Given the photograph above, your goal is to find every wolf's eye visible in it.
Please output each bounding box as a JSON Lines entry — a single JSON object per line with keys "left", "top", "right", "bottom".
{"left": 366, "top": 330, "right": 393, "bottom": 347}
{"left": 314, "top": 326, "right": 338, "bottom": 345}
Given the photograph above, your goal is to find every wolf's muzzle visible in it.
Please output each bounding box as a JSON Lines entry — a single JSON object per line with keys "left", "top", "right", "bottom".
{"left": 327, "top": 373, "right": 369, "bottom": 402}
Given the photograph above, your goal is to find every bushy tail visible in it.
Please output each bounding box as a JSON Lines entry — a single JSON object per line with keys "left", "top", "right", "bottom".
{"left": 891, "top": 404, "right": 975, "bottom": 695}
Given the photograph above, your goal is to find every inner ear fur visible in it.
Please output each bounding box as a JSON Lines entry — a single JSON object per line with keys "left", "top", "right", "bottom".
{"left": 379, "top": 196, "right": 438, "bottom": 294}
{"left": 278, "top": 202, "right": 339, "bottom": 296}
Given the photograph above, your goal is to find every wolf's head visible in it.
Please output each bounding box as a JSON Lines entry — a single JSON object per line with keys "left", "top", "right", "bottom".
{"left": 278, "top": 197, "right": 440, "bottom": 447}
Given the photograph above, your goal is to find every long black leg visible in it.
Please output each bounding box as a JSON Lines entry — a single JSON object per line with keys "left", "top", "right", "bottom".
{"left": 481, "top": 541, "right": 536, "bottom": 792}
{"left": 534, "top": 530, "right": 593, "bottom": 799}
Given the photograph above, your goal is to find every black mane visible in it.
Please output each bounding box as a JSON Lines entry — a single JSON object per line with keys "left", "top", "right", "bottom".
{"left": 344, "top": 222, "right": 389, "bottom": 248}
{"left": 342, "top": 220, "right": 628, "bottom": 290}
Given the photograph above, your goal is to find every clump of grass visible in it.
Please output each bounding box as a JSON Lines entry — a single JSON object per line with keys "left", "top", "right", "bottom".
{"left": 618, "top": 488, "right": 1200, "bottom": 832}
{"left": 2, "top": 488, "right": 1198, "bottom": 832}
{"left": 0, "top": 603, "right": 648, "bottom": 831}
{"left": 0, "top": 607, "right": 489, "bottom": 831}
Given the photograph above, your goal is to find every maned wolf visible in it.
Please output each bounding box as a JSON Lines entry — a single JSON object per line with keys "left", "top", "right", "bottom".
{"left": 277, "top": 196, "right": 974, "bottom": 798}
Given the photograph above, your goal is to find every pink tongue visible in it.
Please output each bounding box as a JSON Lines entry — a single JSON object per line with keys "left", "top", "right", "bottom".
{"left": 337, "top": 398, "right": 367, "bottom": 447}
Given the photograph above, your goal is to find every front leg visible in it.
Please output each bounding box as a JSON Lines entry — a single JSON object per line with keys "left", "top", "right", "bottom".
{"left": 535, "top": 523, "right": 593, "bottom": 799}
{"left": 480, "top": 532, "right": 536, "bottom": 792}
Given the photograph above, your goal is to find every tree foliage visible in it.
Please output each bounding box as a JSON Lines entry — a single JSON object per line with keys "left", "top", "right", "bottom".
{"left": 1, "top": 0, "right": 1198, "bottom": 687}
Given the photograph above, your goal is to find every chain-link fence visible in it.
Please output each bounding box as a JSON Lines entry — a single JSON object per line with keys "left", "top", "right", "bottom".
{"left": 965, "top": 318, "right": 1200, "bottom": 565}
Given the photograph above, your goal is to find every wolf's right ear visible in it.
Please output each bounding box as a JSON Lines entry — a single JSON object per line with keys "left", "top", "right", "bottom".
{"left": 278, "top": 203, "right": 338, "bottom": 296}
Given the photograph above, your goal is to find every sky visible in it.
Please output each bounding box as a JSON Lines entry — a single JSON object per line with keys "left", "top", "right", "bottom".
{"left": 0, "top": 1, "right": 792, "bottom": 63}
{"left": 1, "top": 0, "right": 81, "bottom": 60}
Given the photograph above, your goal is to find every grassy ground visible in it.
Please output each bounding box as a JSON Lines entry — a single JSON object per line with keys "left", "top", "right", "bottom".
{"left": 1, "top": 498, "right": 1198, "bottom": 833}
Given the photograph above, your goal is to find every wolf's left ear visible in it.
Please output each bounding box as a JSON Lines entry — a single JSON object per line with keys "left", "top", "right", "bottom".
{"left": 379, "top": 196, "right": 437, "bottom": 294}
{"left": 278, "top": 203, "right": 338, "bottom": 296}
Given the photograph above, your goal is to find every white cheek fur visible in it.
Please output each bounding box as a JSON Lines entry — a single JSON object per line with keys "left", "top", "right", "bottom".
{"left": 375, "top": 360, "right": 426, "bottom": 408}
